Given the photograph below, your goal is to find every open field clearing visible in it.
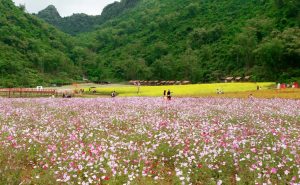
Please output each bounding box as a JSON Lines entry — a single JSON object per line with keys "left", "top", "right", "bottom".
{"left": 0, "top": 97, "right": 299, "bottom": 184}
{"left": 75, "top": 82, "right": 300, "bottom": 99}
{"left": 83, "top": 82, "right": 275, "bottom": 97}
{"left": 200, "top": 89, "right": 300, "bottom": 99}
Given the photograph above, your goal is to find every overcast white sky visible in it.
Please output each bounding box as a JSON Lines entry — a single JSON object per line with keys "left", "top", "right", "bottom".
{"left": 12, "top": 0, "right": 119, "bottom": 17}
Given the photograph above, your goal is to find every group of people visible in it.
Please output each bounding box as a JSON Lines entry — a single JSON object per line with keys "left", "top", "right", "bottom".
{"left": 62, "top": 93, "right": 72, "bottom": 98}
{"left": 163, "top": 89, "right": 172, "bottom": 100}
{"left": 88, "top": 88, "right": 97, "bottom": 94}
{"left": 277, "top": 82, "right": 299, "bottom": 89}
{"left": 111, "top": 91, "right": 116, "bottom": 97}
{"left": 216, "top": 89, "right": 224, "bottom": 94}
{"left": 110, "top": 89, "right": 173, "bottom": 99}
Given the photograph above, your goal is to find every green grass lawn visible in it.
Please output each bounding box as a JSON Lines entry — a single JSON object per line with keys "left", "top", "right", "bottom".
{"left": 84, "top": 82, "right": 275, "bottom": 97}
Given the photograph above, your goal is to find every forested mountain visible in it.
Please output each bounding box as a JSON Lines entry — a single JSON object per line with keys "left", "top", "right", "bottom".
{"left": 0, "top": 0, "right": 82, "bottom": 87}
{"left": 80, "top": 0, "right": 300, "bottom": 83}
{"left": 37, "top": 0, "right": 140, "bottom": 35}
{"left": 1, "top": 0, "right": 299, "bottom": 87}
{"left": 36, "top": 5, "right": 99, "bottom": 35}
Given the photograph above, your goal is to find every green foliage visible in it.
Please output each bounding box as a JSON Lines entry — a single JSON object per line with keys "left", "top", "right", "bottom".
{"left": 101, "top": 0, "right": 140, "bottom": 21}
{"left": 189, "top": 25, "right": 224, "bottom": 49}
{"left": 79, "top": 0, "right": 299, "bottom": 83}
{"left": 254, "top": 27, "right": 300, "bottom": 81}
{"left": 37, "top": 0, "right": 140, "bottom": 35}
{"left": 37, "top": 5, "right": 100, "bottom": 36}
{"left": 0, "top": 0, "right": 82, "bottom": 87}
{"left": 1, "top": 0, "right": 299, "bottom": 87}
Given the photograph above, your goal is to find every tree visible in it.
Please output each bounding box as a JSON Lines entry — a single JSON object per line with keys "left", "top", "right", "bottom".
{"left": 186, "top": 3, "right": 199, "bottom": 17}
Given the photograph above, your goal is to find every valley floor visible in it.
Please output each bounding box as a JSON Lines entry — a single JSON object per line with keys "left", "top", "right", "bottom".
{"left": 49, "top": 82, "right": 300, "bottom": 99}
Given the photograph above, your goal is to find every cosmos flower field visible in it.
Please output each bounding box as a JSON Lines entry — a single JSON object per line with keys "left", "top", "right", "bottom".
{"left": 0, "top": 98, "right": 299, "bottom": 185}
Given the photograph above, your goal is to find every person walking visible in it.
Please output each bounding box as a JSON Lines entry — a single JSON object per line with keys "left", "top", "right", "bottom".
{"left": 137, "top": 82, "right": 141, "bottom": 94}
{"left": 163, "top": 90, "right": 167, "bottom": 100}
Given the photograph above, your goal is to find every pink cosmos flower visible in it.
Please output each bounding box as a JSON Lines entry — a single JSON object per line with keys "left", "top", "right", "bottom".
{"left": 7, "top": 135, "right": 13, "bottom": 141}
{"left": 270, "top": 167, "right": 277, "bottom": 174}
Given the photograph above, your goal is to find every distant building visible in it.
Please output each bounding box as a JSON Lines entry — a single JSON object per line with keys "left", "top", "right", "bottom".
{"left": 225, "top": 77, "right": 234, "bottom": 83}
{"left": 36, "top": 86, "right": 43, "bottom": 90}
{"left": 235, "top": 77, "right": 242, "bottom": 82}
{"left": 244, "top": 76, "right": 251, "bottom": 81}
{"left": 82, "top": 76, "right": 89, "bottom": 82}
{"left": 182, "top": 81, "right": 191, "bottom": 85}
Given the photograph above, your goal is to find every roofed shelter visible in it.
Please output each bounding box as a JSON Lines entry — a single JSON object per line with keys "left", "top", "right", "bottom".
{"left": 235, "top": 77, "right": 242, "bottom": 82}
{"left": 244, "top": 76, "right": 251, "bottom": 81}
{"left": 225, "top": 77, "right": 234, "bottom": 83}
{"left": 182, "top": 81, "right": 191, "bottom": 85}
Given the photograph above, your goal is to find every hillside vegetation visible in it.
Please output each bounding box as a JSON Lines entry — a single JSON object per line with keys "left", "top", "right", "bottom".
{"left": 0, "top": 0, "right": 84, "bottom": 87}
{"left": 1, "top": 0, "right": 299, "bottom": 87}
{"left": 80, "top": 0, "right": 299, "bottom": 83}
{"left": 36, "top": 0, "right": 140, "bottom": 35}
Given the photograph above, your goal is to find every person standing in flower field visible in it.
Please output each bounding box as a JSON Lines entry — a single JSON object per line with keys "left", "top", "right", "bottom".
{"left": 167, "top": 89, "right": 172, "bottom": 100}
{"left": 111, "top": 91, "right": 116, "bottom": 97}
{"left": 136, "top": 82, "right": 141, "bottom": 94}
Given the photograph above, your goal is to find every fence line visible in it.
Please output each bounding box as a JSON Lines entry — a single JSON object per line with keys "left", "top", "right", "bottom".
{"left": 0, "top": 88, "right": 56, "bottom": 98}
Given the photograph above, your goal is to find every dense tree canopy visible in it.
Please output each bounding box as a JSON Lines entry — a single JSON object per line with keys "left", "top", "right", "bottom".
{"left": 36, "top": 0, "right": 140, "bottom": 35}
{"left": 79, "top": 0, "right": 299, "bottom": 83}
{"left": 0, "top": 0, "right": 82, "bottom": 87}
